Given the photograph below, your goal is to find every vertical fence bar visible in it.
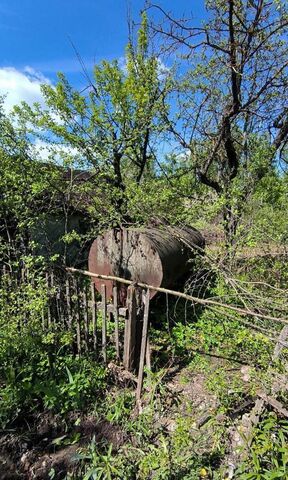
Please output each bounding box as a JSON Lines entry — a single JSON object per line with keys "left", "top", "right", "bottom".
{"left": 46, "top": 272, "right": 51, "bottom": 328}
{"left": 83, "top": 285, "right": 89, "bottom": 352}
{"left": 21, "top": 266, "right": 28, "bottom": 325}
{"left": 124, "top": 285, "right": 137, "bottom": 371}
{"left": 74, "top": 277, "right": 81, "bottom": 355}
{"left": 136, "top": 289, "right": 150, "bottom": 401}
{"left": 113, "top": 285, "right": 120, "bottom": 361}
{"left": 146, "top": 337, "right": 151, "bottom": 370}
{"left": 50, "top": 271, "right": 55, "bottom": 325}
{"left": 91, "top": 282, "right": 97, "bottom": 353}
{"left": 56, "top": 284, "right": 62, "bottom": 326}
{"left": 2, "top": 265, "right": 6, "bottom": 284}
{"left": 101, "top": 284, "right": 107, "bottom": 363}
{"left": 66, "top": 277, "right": 73, "bottom": 331}
{"left": 41, "top": 307, "right": 46, "bottom": 331}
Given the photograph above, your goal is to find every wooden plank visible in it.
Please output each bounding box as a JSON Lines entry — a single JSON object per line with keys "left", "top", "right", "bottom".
{"left": 74, "top": 277, "right": 82, "bottom": 355}
{"left": 123, "top": 285, "right": 136, "bottom": 371}
{"left": 272, "top": 325, "right": 288, "bottom": 361}
{"left": 256, "top": 391, "right": 288, "bottom": 418}
{"left": 83, "top": 285, "right": 89, "bottom": 352}
{"left": 146, "top": 336, "right": 151, "bottom": 370}
{"left": 46, "top": 272, "right": 51, "bottom": 327}
{"left": 119, "top": 307, "right": 128, "bottom": 317}
{"left": 90, "top": 282, "right": 97, "bottom": 353}
{"left": 101, "top": 284, "right": 107, "bottom": 363}
{"left": 136, "top": 289, "right": 150, "bottom": 401}
{"left": 123, "top": 285, "right": 137, "bottom": 371}
{"left": 41, "top": 308, "right": 46, "bottom": 331}
{"left": 166, "top": 292, "right": 170, "bottom": 334}
{"left": 65, "top": 277, "right": 73, "bottom": 330}
{"left": 50, "top": 272, "right": 55, "bottom": 324}
{"left": 56, "top": 281, "right": 63, "bottom": 326}
{"left": 113, "top": 286, "right": 120, "bottom": 361}
{"left": 107, "top": 304, "right": 114, "bottom": 313}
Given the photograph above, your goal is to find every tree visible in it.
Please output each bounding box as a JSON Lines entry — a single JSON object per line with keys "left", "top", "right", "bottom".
{"left": 149, "top": 0, "right": 288, "bottom": 247}
{"left": 0, "top": 96, "right": 89, "bottom": 267}
{"left": 0, "top": 98, "right": 41, "bottom": 263}
{"left": 15, "top": 13, "right": 171, "bottom": 225}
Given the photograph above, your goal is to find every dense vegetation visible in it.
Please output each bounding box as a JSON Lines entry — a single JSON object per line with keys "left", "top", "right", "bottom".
{"left": 1, "top": 1, "right": 288, "bottom": 479}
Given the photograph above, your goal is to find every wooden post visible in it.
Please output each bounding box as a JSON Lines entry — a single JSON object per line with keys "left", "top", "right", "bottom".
{"left": 66, "top": 277, "right": 73, "bottom": 330}
{"left": 74, "top": 277, "right": 81, "bottom": 355}
{"left": 83, "top": 285, "right": 89, "bottom": 352}
{"left": 166, "top": 293, "right": 170, "bottom": 335}
{"left": 146, "top": 337, "right": 152, "bottom": 370}
{"left": 123, "top": 285, "right": 137, "bottom": 371}
{"left": 2, "top": 265, "right": 6, "bottom": 286}
{"left": 101, "top": 284, "right": 107, "bottom": 363}
{"left": 136, "top": 289, "right": 150, "bottom": 401}
{"left": 91, "top": 282, "right": 97, "bottom": 353}
{"left": 46, "top": 272, "right": 51, "bottom": 327}
{"left": 56, "top": 284, "right": 62, "bottom": 326}
{"left": 21, "top": 266, "right": 25, "bottom": 284}
{"left": 113, "top": 285, "right": 120, "bottom": 361}
{"left": 41, "top": 308, "right": 46, "bottom": 331}
{"left": 50, "top": 271, "right": 55, "bottom": 325}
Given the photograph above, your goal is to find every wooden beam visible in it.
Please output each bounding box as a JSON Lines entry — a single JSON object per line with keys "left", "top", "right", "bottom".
{"left": 90, "top": 282, "right": 97, "bottom": 353}
{"left": 113, "top": 286, "right": 120, "bottom": 361}
{"left": 136, "top": 289, "right": 150, "bottom": 401}
{"left": 123, "top": 285, "right": 137, "bottom": 371}
{"left": 257, "top": 391, "right": 288, "bottom": 418}
{"left": 101, "top": 284, "right": 107, "bottom": 364}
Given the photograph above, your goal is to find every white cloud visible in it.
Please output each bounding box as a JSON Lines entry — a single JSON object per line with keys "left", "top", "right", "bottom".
{"left": 0, "top": 67, "right": 84, "bottom": 163}
{"left": 30, "top": 138, "right": 82, "bottom": 164}
{"left": 157, "top": 58, "right": 171, "bottom": 79}
{"left": 118, "top": 56, "right": 170, "bottom": 80}
{"left": 0, "top": 66, "right": 51, "bottom": 113}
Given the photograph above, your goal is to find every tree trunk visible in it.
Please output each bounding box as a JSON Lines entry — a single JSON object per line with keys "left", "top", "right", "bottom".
{"left": 223, "top": 200, "right": 238, "bottom": 254}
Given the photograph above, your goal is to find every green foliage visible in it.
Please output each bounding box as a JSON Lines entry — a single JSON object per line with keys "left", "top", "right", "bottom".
{"left": 104, "top": 390, "right": 134, "bottom": 426}
{"left": 13, "top": 13, "right": 171, "bottom": 226}
{"left": 78, "top": 393, "right": 226, "bottom": 480}
{"left": 0, "top": 325, "right": 106, "bottom": 426}
{"left": 1, "top": 5, "right": 288, "bottom": 480}
{"left": 0, "top": 273, "right": 106, "bottom": 427}
{"left": 237, "top": 413, "right": 288, "bottom": 479}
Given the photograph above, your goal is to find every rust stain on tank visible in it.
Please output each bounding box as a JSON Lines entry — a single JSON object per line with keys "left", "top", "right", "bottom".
{"left": 88, "top": 226, "right": 204, "bottom": 305}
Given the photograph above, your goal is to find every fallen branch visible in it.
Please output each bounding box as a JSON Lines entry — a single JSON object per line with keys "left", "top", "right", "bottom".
{"left": 67, "top": 267, "right": 288, "bottom": 327}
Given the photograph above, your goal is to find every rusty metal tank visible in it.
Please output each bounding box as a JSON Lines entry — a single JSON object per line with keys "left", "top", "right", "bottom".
{"left": 88, "top": 226, "right": 204, "bottom": 304}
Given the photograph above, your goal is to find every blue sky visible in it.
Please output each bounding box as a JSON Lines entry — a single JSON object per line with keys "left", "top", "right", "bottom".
{"left": 0, "top": 0, "right": 206, "bottom": 111}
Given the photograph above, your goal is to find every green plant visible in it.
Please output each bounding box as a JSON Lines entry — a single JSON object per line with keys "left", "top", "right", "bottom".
{"left": 105, "top": 390, "right": 134, "bottom": 425}
{"left": 237, "top": 413, "right": 288, "bottom": 479}
{"left": 78, "top": 440, "right": 131, "bottom": 480}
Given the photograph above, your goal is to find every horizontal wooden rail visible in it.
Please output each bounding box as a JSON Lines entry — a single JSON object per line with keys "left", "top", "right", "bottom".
{"left": 66, "top": 267, "right": 288, "bottom": 327}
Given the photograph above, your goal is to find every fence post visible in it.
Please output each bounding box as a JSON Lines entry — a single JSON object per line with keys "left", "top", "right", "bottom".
{"left": 91, "top": 282, "right": 97, "bottom": 353}
{"left": 83, "top": 285, "right": 89, "bottom": 352}
{"left": 46, "top": 272, "right": 51, "bottom": 327}
{"left": 136, "top": 289, "right": 150, "bottom": 401}
{"left": 101, "top": 284, "right": 107, "bottom": 363}
{"left": 124, "top": 285, "right": 137, "bottom": 371}
{"left": 66, "top": 277, "right": 73, "bottom": 330}
{"left": 113, "top": 285, "right": 120, "bottom": 361}
{"left": 146, "top": 337, "right": 152, "bottom": 370}
{"left": 74, "top": 277, "right": 82, "bottom": 355}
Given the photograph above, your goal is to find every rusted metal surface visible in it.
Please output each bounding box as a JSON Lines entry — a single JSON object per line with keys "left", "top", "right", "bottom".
{"left": 88, "top": 226, "right": 204, "bottom": 304}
